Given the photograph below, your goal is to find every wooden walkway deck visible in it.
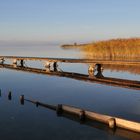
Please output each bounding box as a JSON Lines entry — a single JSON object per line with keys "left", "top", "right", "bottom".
{"left": 1, "top": 56, "right": 140, "bottom": 65}
{"left": 1, "top": 64, "right": 140, "bottom": 90}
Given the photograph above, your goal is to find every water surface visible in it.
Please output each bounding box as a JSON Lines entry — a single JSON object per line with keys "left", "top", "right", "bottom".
{"left": 0, "top": 44, "right": 140, "bottom": 140}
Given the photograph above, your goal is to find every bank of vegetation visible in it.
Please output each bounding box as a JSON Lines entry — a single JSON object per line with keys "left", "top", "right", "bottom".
{"left": 62, "top": 38, "right": 140, "bottom": 59}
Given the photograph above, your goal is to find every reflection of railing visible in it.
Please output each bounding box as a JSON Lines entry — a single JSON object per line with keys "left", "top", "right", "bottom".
{"left": 3, "top": 92, "right": 140, "bottom": 139}
{"left": 0, "top": 63, "right": 140, "bottom": 90}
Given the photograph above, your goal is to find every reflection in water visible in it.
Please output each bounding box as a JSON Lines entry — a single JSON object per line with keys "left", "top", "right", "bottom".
{"left": 0, "top": 63, "right": 140, "bottom": 90}
{"left": 2, "top": 92, "right": 140, "bottom": 140}
{"left": 104, "top": 64, "right": 140, "bottom": 75}
{"left": 0, "top": 45, "right": 140, "bottom": 140}
{"left": 61, "top": 45, "right": 140, "bottom": 75}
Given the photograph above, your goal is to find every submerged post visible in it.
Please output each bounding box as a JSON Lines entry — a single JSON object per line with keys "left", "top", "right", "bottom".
{"left": 56, "top": 104, "right": 63, "bottom": 115}
{"left": 20, "top": 95, "right": 24, "bottom": 105}
{"left": 108, "top": 118, "right": 116, "bottom": 129}
{"left": 8, "top": 91, "right": 12, "bottom": 100}
{"left": 79, "top": 110, "right": 85, "bottom": 122}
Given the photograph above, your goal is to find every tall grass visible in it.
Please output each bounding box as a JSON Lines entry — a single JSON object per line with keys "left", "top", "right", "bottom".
{"left": 80, "top": 38, "right": 140, "bottom": 59}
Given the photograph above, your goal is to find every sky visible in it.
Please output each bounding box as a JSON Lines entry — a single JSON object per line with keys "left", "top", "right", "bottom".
{"left": 0, "top": 0, "right": 140, "bottom": 44}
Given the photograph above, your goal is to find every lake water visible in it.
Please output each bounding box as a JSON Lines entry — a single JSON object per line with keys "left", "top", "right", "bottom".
{"left": 0, "top": 44, "right": 140, "bottom": 140}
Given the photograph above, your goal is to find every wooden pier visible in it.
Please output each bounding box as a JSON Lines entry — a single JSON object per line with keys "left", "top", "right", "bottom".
{"left": 0, "top": 56, "right": 140, "bottom": 90}
{"left": 1, "top": 56, "right": 140, "bottom": 65}
{"left": 0, "top": 63, "right": 140, "bottom": 90}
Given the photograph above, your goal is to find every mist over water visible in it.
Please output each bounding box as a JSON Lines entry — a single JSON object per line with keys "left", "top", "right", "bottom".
{"left": 0, "top": 44, "right": 81, "bottom": 58}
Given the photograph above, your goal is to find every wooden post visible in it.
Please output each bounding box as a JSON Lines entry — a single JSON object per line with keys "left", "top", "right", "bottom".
{"left": 108, "top": 118, "right": 116, "bottom": 129}
{"left": 56, "top": 104, "right": 63, "bottom": 115}
{"left": 0, "top": 58, "right": 4, "bottom": 64}
{"left": 53, "top": 62, "right": 58, "bottom": 71}
{"left": 20, "top": 60, "right": 24, "bottom": 67}
{"left": 45, "top": 68, "right": 51, "bottom": 72}
{"left": 44, "top": 61, "right": 51, "bottom": 68}
{"left": 36, "top": 101, "right": 39, "bottom": 107}
{"left": 79, "top": 110, "right": 85, "bottom": 122}
{"left": 88, "top": 64, "right": 95, "bottom": 77}
{"left": 13, "top": 59, "right": 17, "bottom": 65}
{"left": 8, "top": 91, "right": 12, "bottom": 100}
{"left": 20, "top": 95, "right": 24, "bottom": 105}
{"left": 95, "top": 64, "right": 104, "bottom": 78}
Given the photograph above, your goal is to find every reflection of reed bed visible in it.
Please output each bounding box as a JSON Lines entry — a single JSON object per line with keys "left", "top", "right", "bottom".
{"left": 103, "top": 64, "right": 140, "bottom": 75}
{"left": 81, "top": 38, "right": 140, "bottom": 58}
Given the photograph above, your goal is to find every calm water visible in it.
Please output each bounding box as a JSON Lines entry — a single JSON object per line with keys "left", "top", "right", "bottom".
{"left": 0, "top": 44, "right": 140, "bottom": 140}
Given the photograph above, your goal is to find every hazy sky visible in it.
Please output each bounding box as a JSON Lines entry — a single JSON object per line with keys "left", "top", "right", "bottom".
{"left": 0, "top": 0, "right": 140, "bottom": 43}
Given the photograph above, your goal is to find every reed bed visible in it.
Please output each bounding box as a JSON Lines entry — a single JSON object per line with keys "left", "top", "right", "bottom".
{"left": 62, "top": 38, "right": 140, "bottom": 60}
{"left": 80, "top": 38, "right": 140, "bottom": 59}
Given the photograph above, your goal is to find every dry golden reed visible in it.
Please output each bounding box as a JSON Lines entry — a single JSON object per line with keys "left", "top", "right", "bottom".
{"left": 80, "top": 38, "right": 140, "bottom": 59}
{"left": 62, "top": 38, "right": 140, "bottom": 60}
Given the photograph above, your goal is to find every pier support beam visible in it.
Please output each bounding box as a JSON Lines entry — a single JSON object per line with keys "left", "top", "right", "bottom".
{"left": 44, "top": 61, "right": 51, "bottom": 72}
{"left": 95, "top": 64, "right": 104, "bottom": 78}
{"left": 13, "top": 59, "right": 17, "bottom": 65}
{"left": 20, "top": 60, "right": 24, "bottom": 67}
{"left": 45, "top": 67, "right": 51, "bottom": 72}
{"left": 44, "top": 61, "right": 51, "bottom": 68}
{"left": 0, "top": 58, "right": 5, "bottom": 64}
{"left": 12, "top": 59, "right": 17, "bottom": 67}
{"left": 53, "top": 62, "right": 58, "bottom": 71}
{"left": 88, "top": 64, "right": 104, "bottom": 78}
{"left": 44, "top": 61, "right": 58, "bottom": 72}
{"left": 88, "top": 64, "right": 95, "bottom": 77}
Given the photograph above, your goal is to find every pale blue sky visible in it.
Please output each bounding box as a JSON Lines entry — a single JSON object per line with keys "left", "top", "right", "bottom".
{"left": 0, "top": 0, "right": 140, "bottom": 43}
